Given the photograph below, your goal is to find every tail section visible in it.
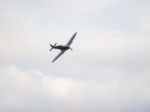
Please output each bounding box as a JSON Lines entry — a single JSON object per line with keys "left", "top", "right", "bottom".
{"left": 50, "top": 43, "right": 57, "bottom": 51}
{"left": 50, "top": 44, "right": 54, "bottom": 51}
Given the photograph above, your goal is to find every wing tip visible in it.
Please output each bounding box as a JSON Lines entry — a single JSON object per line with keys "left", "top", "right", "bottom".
{"left": 52, "top": 59, "right": 55, "bottom": 63}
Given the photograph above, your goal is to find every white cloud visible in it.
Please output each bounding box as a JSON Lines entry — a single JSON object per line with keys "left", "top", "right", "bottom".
{"left": 0, "top": 65, "right": 150, "bottom": 112}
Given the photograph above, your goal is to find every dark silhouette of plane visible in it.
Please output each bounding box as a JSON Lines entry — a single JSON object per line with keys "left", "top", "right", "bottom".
{"left": 50, "top": 32, "right": 77, "bottom": 63}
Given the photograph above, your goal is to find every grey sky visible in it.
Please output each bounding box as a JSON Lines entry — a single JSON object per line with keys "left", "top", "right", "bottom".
{"left": 0, "top": 0, "right": 150, "bottom": 112}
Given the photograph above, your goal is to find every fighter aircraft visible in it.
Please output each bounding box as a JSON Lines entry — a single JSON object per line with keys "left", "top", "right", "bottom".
{"left": 50, "top": 32, "right": 77, "bottom": 63}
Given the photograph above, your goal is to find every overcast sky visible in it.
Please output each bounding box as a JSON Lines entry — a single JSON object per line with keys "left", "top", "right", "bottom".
{"left": 0, "top": 0, "right": 150, "bottom": 112}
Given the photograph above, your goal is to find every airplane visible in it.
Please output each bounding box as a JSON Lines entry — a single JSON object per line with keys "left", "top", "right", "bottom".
{"left": 50, "top": 32, "right": 77, "bottom": 63}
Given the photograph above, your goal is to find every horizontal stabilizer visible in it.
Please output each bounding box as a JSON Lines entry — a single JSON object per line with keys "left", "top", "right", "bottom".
{"left": 49, "top": 43, "right": 57, "bottom": 51}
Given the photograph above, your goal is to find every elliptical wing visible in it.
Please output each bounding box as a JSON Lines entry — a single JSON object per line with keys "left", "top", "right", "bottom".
{"left": 52, "top": 50, "right": 66, "bottom": 63}
{"left": 66, "top": 32, "right": 77, "bottom": 46}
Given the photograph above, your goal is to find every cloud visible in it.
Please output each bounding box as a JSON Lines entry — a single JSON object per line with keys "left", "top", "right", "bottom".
{"left": 0, "top": 65, "right": 150, "bottom": 112}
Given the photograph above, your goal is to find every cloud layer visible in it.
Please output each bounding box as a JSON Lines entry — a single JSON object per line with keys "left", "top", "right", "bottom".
{"left": 0, "top": 65, "right": 150, "bottom": 112}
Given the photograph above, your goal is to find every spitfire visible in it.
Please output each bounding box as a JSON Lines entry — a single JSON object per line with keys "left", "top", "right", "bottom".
{"left": 50, "top": 32, "right": 77, "bottom": 63}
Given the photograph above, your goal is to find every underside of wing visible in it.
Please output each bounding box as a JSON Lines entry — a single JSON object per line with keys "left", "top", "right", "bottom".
{"left": 52, "top": 50, "right": 65, "bottom": 63}
{"left": 66, "top": 32, "right": 77, "bottom": 46}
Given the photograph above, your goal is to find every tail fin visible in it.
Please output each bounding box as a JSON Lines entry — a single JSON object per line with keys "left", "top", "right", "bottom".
{"left": 49, "top": 43, "right": 57, "bottom": 51}
{"left": 50, "top": 44, "right": 54, "bottom": 51}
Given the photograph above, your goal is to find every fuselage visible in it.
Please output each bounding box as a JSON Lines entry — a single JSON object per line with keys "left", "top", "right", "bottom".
{"left": 53, "top": 45, "right": 69, "bottom": 50}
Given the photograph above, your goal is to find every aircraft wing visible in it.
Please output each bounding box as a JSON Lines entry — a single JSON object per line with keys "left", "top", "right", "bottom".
{"left": 66, "top": 32, "right": 77, "bottom": 46}
{"left": 52, "top": 50, "right": 66, "bottom": 63}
